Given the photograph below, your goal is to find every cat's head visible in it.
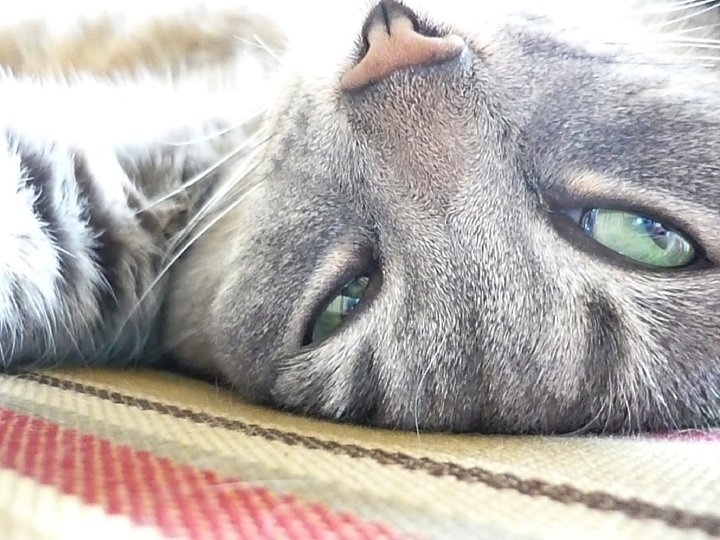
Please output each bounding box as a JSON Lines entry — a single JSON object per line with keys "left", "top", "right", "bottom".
{"left": 166, "top": 0, "right": 720, "bottom": 433}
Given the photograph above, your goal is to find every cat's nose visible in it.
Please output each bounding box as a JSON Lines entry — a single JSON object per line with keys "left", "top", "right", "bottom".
{"left": 340, "top": 0, "right": 464, "bottom": 92}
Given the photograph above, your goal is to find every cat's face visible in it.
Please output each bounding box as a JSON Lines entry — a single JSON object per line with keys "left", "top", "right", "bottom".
{"left": 166, "top": 0, "right": 720, "bottom": 433}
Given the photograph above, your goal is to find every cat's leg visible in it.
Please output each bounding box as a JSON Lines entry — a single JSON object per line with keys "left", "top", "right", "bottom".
{"left": 0, "top": 130, "right": 167, "bottom": 368}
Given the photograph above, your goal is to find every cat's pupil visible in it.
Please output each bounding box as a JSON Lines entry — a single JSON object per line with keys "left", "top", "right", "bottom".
{"left": 635, "top": 217, "right": 667, "bottom": 248}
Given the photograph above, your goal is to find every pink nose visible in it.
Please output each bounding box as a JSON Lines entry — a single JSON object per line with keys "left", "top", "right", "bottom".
{"left": 340, "top": 0, "right": 465, "bottom": 92}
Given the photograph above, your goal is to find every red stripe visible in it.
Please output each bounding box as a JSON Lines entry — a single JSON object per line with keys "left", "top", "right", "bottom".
{"left": 0, "top": 408, "right": 414, "bottom": 539}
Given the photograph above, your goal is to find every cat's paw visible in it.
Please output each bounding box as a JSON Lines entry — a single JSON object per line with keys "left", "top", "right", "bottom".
{"left": 0, "top": 129, "right": 166, "bottom": 367}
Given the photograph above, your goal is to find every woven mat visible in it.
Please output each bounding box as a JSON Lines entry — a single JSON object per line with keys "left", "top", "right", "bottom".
{"left": 0, "top": 368, "right": 717, "bottom": 539}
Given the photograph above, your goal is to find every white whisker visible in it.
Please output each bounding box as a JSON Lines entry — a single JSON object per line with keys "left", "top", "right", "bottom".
{"left": 139, "top": 129, "right": 266, "bottom": 213}
{"left": 654, "top": 1, "right": 720, "bottom": 29}
{"left": 159, "top": 116, "right": 257, "bottom": 147}
{"left": 142, "top": 169, "right": 263, "bottom": 320}
{"left": 234, "top": 35, "right": 285, "bottom": 61}
{"left": 413, "top": 350, "right": 443, "bottom": 436}
{"left": 667, "top": 24, "right": 720, "bottom": 36}
{"left": 661, "top": 37, "right": 720, "bottom": 50}
{"left": 105, "top": 142, "right": 268, "bottom": 355}
{"left": 654, "top": 0, "right": 719, "bottom": 13}
{"left": 165, "top": 135, "right": 270, "bottom": 251}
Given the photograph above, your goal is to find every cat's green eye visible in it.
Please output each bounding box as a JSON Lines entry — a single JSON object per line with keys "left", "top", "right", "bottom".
{"left": 580, "top": 209, "right": 695, "bottom": 268}
{"left": 310, "top": 276, "right": 370, "bottom": 343}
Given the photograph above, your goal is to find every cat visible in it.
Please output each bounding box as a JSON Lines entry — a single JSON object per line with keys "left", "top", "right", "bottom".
{"left": 2, "top": 0, "right": 720, "bottom": 434}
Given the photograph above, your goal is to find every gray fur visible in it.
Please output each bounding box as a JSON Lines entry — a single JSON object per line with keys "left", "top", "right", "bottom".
{"left": 4, "top": 0, "right": 720, "bottom": 433}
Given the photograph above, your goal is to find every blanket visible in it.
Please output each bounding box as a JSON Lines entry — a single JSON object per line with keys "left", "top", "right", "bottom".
{"left": 0, "top": 368, "right": 717, "bottom": 539}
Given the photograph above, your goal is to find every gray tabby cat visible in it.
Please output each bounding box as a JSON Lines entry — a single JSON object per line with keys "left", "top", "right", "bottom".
{"left": 3, "top": 0, "right": 720, "bottom": 434}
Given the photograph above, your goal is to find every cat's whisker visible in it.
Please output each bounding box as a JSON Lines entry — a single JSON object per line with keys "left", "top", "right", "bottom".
{"left": 664, "top": 24, "right": 720, "bottom": 37}
{"left": 2, "top": 322, "right": 17, "bottom": 368}
{"left": 665, "top": 0, "right": 713, "bottom": 8}
{"left": 147, "top": 166, "right": 263, "bottom": 314}
{"left": 646, "top": 0, "right": 720, "bottom": 13}
{"left": 587, "top": 55, "right": 720, "bottom": 67}
{"left": 139, "top": 129, "right": 266, "bottom": 213}
{"left": 159, "top": 116, "right": 256, "bottom": 147}
{"left": 621, "top": 380, "right": 638, "bottom": 435}
{"left": 664, "top": 41, "right": 720, "bottom": 50}
{"left": 664, "top": 55, "right": 720, "bottom": 63}
{"left": 58, "top": 318, "right": 83, "bottom": 365}
{"left": 253, "top": 35, "right": 284, "bottom": 61}
{"left": 600, "top": 402, "right": 614, "bottom": 436}
{"left": 234, "top": 35, "right": 285, "bottom": 61}
{"left": 673, "top": 39, "right": 720, "bottom": 48}
{"left": 660, "top": 29, "right": 720, "bottom": 44}
{"left": 0, "top": 343, "right": 8, "bottom": 369}
{"left": 623, "top": 0, "right": 716, "bottom": 18}
{"left": 413, "top": 350, "right": 444, "bottom": 436}
{"left": 560, "top": 402, "right": 608, "bottom": 436}
{"left": 165, "top": 136, "right": 271, "bottom": 251}
{"left": 149, "top": 324, "right": 202, "bottom": 360}
{"left": 650, "top": 1, "right": 720, "bottom": 29}
{"left": 106, "top": 149, "right": 266, "bottom": 356}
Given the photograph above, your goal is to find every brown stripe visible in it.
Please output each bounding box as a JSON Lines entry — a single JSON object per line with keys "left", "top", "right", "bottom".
{"left": 17, "top": 371, "right": 720, "bottom": 537}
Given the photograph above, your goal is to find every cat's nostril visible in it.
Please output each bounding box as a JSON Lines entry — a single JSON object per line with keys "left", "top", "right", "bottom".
{"left": 340, "top": 0, "right": 465, "bottom": 92}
